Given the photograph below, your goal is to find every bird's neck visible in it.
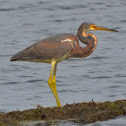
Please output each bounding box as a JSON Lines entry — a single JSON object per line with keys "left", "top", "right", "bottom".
{"left": 82, "top": 31, "right": 97, "bottom": 58}
{"left": 72, "top": 30, "right": 97, "bottom": 58}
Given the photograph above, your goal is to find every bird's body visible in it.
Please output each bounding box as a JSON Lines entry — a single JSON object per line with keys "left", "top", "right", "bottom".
{"left": 11, "top": 33, "right": 78, "bottom": 63}
{"left": 10, "top": 22, "right": 117, "bottom": 107}
{"left": 10, "top": 32, "right": 97, "bottom": 62}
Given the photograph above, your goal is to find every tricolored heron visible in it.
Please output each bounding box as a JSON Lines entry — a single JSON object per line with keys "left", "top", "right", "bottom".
{"left": 10, "top": 22, "right": 118, "bottom": 107}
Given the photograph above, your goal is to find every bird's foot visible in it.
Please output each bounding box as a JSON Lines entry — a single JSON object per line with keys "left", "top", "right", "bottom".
{"left": 57, "top": 102, "right": 62, "bottom": 107}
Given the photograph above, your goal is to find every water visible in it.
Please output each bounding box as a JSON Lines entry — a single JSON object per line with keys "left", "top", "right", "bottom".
{"left": 0, "top": 0, "right": 126, "bottom": 125}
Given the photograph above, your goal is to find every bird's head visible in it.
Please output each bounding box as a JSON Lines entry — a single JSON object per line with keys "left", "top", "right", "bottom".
{"left": 77, "top": 22, "right": 118, "bottom": 44}
{"left": 78, "top": 22, "right": 118, "bottom": 33}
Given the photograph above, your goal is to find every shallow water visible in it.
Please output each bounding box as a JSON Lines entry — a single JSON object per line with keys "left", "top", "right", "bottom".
{"left": 21, "top": 116, "right": 126, "bottom": 126}
{"left": 0, "top": 0, "right": 126, "bottom": 125}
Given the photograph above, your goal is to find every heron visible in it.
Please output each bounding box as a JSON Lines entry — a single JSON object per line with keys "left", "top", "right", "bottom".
{"left": 10, "top": 22, "right": 118, "bottom": 107}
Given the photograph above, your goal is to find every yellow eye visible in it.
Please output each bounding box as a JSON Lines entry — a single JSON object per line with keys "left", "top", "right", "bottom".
{"left": 90, "top": 25, "right": 96, "bottom": 28}
{"left": 90, "top": 25, "right": 96, "bottom": 30}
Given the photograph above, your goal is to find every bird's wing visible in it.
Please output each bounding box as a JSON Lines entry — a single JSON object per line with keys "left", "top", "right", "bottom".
{"left": 11, "top": 34, "right": 77, "bottom": 63}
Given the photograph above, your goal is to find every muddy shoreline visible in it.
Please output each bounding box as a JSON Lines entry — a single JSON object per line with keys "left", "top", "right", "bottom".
{"left": 0, "top": 100, "right": 126, "bottom": 126}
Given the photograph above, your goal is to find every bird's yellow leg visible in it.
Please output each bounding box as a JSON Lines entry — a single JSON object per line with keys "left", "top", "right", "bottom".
{"left": 52, "top": 63, "right": 57, "bottom": 93}
{"left": 52, "top": 63, "right": 62, "bottom": 107}
{"left": 48, "top": 61, "right": 62, "bottom": 107}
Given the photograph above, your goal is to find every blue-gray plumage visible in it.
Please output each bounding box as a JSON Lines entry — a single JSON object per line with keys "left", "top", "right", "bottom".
{"left": 11, "top": 33, "right": 78, "bottom": 63}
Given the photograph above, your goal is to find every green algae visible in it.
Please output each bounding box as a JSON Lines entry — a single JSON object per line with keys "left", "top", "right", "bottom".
{"left": 0, "top": 100, "right": 126, "bottom": 126}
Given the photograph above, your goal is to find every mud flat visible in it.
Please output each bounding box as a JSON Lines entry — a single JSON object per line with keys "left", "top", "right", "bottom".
{"left": 0, "top": 100, "right": 126, "bottom": 126}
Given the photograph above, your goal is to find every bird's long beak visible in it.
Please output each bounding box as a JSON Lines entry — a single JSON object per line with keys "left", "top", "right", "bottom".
{"left": 90, "top": 25, "right": 118, "bottom": 32}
